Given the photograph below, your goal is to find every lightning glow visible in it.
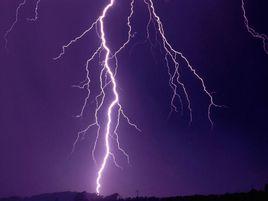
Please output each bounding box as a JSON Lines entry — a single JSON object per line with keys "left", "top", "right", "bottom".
{"left": 241, "top": 0, "right": 268, "bottom": 55}
{"left": 5, "top": 0, "right": 222, "bottom": 195}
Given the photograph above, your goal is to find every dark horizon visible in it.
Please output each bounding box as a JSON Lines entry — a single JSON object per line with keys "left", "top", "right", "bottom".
{"left": 1, "top": 187, "right": 268, "bottom": 200}
{"left": 1, "top": 182, "right": 268, "bottom": 199}
{"left": 1, "top": 0, "right": 268, "bottom": 198}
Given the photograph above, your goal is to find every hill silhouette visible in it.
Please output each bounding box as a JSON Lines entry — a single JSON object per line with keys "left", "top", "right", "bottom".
{"left": 1, "top": 188, "right": 268, "bottom": 201}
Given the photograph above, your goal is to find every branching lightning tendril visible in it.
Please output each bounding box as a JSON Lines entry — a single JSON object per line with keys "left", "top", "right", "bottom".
{"left": 4, "top": 0, "right": 26, "bottom": 49}
{"left": 4, "top": 0, "right": 41, "bottom": 49}
{"left": 27, "top": 0, "right": 41, "bottom": 21}
{"left": 241, "top": 0, "right": 268, "bottom": 55}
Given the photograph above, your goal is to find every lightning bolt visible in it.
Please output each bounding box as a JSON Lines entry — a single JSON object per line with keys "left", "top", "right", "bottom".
{"left": 241, "top": 0, "right": 268, "bottom": 55}
{"left": 5, "top": 0, "right": 221, "bottom": 195}
{"left": 95, "top": 1, "right": 119, "bottom": 194}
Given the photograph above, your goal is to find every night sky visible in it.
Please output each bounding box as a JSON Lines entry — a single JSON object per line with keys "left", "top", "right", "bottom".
{"left": 0, "top": 0, "right": 268, "bottom": 198}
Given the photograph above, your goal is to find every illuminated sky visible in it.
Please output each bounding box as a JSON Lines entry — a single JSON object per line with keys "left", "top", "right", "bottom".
{"left": 0, "top": 0, "right": 268, "bottom": 198}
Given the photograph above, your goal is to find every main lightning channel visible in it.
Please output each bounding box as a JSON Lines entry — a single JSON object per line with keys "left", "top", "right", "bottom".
{"left": 54, "top": 0, "right": 140, "bottom": 194}
{"left": 96, "top": 0, "right": 117, "bottom": 194}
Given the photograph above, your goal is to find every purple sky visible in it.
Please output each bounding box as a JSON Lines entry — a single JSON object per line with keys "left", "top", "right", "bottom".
{"left": 0, "top": 0, "right": 268, "bottom": 198}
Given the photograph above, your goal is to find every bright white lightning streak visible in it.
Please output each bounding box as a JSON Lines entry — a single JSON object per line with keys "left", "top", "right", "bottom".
{"left": 55, "top": 0, "right": 137, "bottom": 194}
{"left": 241, "top": 0, "right": 268, "bottom": 55}
{"left": 96, "top": 0, "right": 118, "bottom": 194}
{"left": 54, "top": 0, "right": 139, "bottom": 187}
{"left": 4, "top": 0, "right": 26, "bottom": 49}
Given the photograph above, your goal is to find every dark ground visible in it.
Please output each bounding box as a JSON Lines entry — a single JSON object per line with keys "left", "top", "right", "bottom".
{"left": 1, "top": 187, "right": 268, "bottom": 201}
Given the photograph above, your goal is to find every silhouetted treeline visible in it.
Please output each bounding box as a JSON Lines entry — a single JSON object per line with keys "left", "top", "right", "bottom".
{"left": 1, "top": 189, "right": 268, "bottom": 201}
{"left": 122, "top": 190, "right": 268, "bottom": 201}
